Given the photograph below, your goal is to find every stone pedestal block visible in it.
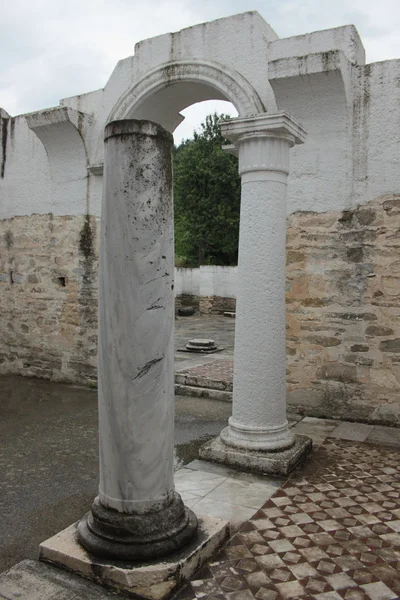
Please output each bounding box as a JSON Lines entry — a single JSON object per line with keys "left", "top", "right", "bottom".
{"left": 40, "top": 518, "right": 229, "bottom": 600}
{"left": 200, "top": 434, "right": 312, "bottom": 476}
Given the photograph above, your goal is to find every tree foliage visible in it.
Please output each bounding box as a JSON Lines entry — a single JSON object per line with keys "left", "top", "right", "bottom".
{"left": 174, "top": 113, "right": 240, "bottom": 266}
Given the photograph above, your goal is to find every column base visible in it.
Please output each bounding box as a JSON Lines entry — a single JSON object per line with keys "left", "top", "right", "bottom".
{"left": 39, "top": 516, "right": 229, "bottom": 600}
{"left": 78, "top": 493, "right": 198, "bottom": 561}
{"left": 199, "top": 433, "right": 312, "bottom": 476}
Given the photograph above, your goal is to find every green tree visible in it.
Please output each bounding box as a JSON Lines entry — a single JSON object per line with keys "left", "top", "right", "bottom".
{"left": 174, "top": 113, "right": 241, "bottom": 266}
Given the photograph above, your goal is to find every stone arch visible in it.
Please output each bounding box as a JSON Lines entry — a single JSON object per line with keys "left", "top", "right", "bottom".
{"left": 108, "top": 60, "right": 273, "bottom": 129}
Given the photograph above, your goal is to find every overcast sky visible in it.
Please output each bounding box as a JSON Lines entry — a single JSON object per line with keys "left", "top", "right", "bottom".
{"left": 1, "top": 0, "right": 399, "bottom": 142}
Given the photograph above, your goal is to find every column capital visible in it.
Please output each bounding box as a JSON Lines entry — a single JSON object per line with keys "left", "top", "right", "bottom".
{"left": 221, "top": 112, "right": 307, "bottom": 147}
{"left": 221, "top": 113, "right": 307, "bottom": 181}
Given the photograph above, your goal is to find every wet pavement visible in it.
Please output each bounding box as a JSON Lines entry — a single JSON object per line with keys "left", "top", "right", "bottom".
{"left": 0, "top": 375, "right": 231, "bottom": 574}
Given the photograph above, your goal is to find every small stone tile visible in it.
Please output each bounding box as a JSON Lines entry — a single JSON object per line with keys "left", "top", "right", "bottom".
{"left": 268, "top": 539, "right": 295, "bottom": 553}
{"left": 239, "top": 531, "right": 265, "bottom": 546}
{"left": 325, "top": 572, "right": 357, "bottom": 590}
{"left": 191, "top": 578, "right": 222, "bottom": 597}
{"left": 251, "top": 544, "right": 271, "bottom": 556}
{"left": 278, "top": 524, "right": 305, "bottom": 537}
{"left": 225, "top": 590, "right": 255, "bottom": 600}
{"left": 225, "top": 544, "right": 253, "bottom": 560}
{"left": 316, "top": 560, "right": 338, "bottom": 575}
{"left": 333, "top": 556, "right": 363, "bottom": 571}
{"left": 299, "top": 546, "right": 329, "bottom": 563}
{"left": 235, "top": 558, "right": 260, "bottom": 573}
{"left": 312, "top": 591, "right": 343, "bottom": 599}
{"left": 245, "top": 570, "right": 272, "bottom": 588}
{"left": 290, "top": 512, "right": 314, "bottom": 524}
{"left": 254, "top": 589, "right": 278, "bottom": 600}
{"left": 269, "top": 567, "right": 292, "bottom": 582}
{"left": 275, "top": 579, "right": 305, "bottom": 599}
{"left": 218, "top": 576, "right": 245, "bottom": 591}
{"left": 360, "top": 581, "right": 398, "bottom": 600}
{"left": 288, "top": 561, "right": 318, "bottom": 578}
{"left": 251, "top": 518, "right": 275, "bottom": 531}
{"left": 343, "top": 591, "right": 367, "bottom": 600}
{"left": 304, "top": 576, "right": 332, "bottom": 593}
{"left": 254, "top": 554, "right": 285, "bottom": 570}
{"left": 387, "top": 519, "right": 400, "bottom": 532}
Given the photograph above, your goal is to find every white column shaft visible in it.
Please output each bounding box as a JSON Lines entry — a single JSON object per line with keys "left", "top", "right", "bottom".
{"left": 98, "top": 121, "right": 175, "bottom": 513}
{"left": 219, "top": 115, "right": 307, "bottom": 452}
{"left": 232, "top": 176, "right": 288, "bottom": 431}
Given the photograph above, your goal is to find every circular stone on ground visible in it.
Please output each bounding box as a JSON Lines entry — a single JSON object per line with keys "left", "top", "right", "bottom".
{"left": 178, "top": 306, "right": 195, "bottom": 316}
{"left": 186, "top": 339, "right": 217, "bottom": 352}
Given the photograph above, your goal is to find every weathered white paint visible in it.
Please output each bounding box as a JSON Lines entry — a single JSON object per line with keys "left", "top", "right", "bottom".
{"left": 219, "top": 113, "right": 306, "bottom": 452}
{"left": 174, "top": 266, "right": 237, "bottom": 299}
{"left": 1, "top": 11, "right": 400, "bottom": 223}
{"left": 174, "top": 267, "right": 200, "bottom": 297}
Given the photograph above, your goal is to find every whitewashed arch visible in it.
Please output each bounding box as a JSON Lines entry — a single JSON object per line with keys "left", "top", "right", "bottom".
{"left": 108, "top": 60, "right": 275, "bottom": 125}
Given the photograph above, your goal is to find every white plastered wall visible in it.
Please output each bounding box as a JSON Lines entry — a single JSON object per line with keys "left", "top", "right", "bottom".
{"left": 1, "top": 12, "right": 400, "bottom": 220}
{"left": 174, "top": 266, "right": 237, "bottom": 299}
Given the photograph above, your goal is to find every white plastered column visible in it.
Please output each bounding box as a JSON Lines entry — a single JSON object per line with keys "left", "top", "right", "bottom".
{"left": 201, "top": 113, "right": 311, "bottom": 475}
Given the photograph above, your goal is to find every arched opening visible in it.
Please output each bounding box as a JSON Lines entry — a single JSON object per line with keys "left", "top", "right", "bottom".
{"left": 174, "top": 99, "right": 237, "bottom": 144}
{"left": 105, "top": 60, "right": 263, "bottom": 311}
{"left": 108, "top": 60, "right": 266, "bottom": 126}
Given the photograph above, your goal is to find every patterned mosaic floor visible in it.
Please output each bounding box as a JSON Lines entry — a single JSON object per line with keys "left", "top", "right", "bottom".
{"left": 174, "top": 438, "right": 400, "bottom": 600}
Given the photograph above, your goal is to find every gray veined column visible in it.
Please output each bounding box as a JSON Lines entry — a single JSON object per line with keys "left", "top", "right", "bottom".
{"left": 200, "top": 113, "right": 312, "bottom": 475}
{"left": 78, "top": 119, "right": 197, "bottom": 560}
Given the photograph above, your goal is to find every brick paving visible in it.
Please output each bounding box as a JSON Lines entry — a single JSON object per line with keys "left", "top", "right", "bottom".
{"left": 174, "top": 438, "right": 400, "bottom": 600}
{"left": 178, "top": 359, "right": 234, "bottom": 384}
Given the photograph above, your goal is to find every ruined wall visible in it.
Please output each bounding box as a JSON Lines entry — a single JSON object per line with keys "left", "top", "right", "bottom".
{"left": 0, "top": 214, "right": 99, "bottom": 384}
{"left": 286, "top": 194, "right": 400, "bottom": 425}
{"left": 1, "top": 13, "right": 400, "bottom": 424}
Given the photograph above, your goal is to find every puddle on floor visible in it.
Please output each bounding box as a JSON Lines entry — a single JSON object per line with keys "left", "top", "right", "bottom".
{"left": 174, "top": 435, "right": 214, "bottom": 470}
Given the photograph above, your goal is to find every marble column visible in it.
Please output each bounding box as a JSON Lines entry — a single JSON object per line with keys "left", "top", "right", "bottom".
{"left": 201, "top": 113, "right": 312, "bottom": 475}
{"left": 78, "top": 119, "right": 197, "bottom": 560}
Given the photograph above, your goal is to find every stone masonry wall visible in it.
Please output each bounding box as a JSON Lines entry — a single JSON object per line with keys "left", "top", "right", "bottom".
{"left": 0, "top": 214, "right": 99, "bottom": 385}
{"left": 2, "top": 194, "right": 400, "bottom": 426}
{"left": 286, "top": 194, "right": 400, "bottom": 425}
{"left": 199, "top": 296, "right": 237, "bottom": 314}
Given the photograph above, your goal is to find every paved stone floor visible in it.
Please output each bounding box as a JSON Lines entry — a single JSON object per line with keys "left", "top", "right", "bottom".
{"left": 174, "top": 438, "right": 400, "bottom": 600}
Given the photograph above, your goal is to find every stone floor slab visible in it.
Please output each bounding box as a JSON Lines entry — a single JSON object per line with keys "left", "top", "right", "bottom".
{"left": 0, "top": 559, "right": 120, "bottom": 599}
{"left": 206, "top": 479, "right": 278, "bottom": 510}
{"left": 366, "top": 425, "right": 400, "bottom": 448}
{"left": 330, "top": 422, "right": 374, "bottom": 441}
{"left": 174, "top": 469, "right": 227, "bottom": 495}
{"left": 191, "top": 497, "right": 256, "bottom": 526}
